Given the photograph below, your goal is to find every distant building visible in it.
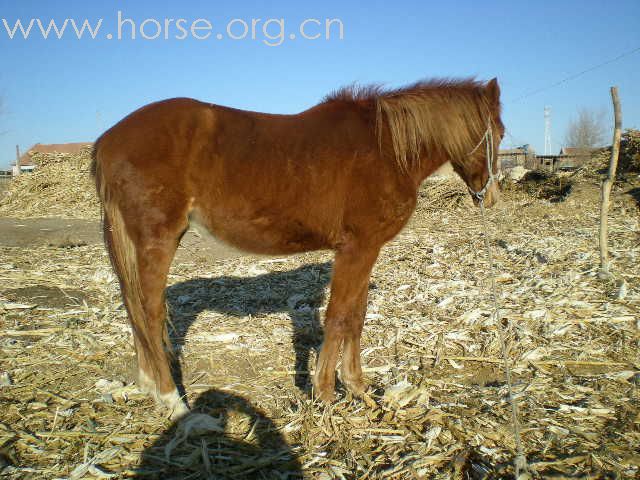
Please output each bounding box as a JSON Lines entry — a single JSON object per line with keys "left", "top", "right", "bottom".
{"left": 12, "top": 142, "right": 92, "bottom": 175}
{"left": 527, "top": 146, "right": 606, "bottom": 172}
{"left": 528, "top": 155, "right": 558, "bottom": 171}
{"left": 499, "top": 145, "right": 535, "bottom": 170}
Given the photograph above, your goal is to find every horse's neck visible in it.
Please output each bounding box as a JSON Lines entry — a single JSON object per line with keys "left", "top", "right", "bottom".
{"left": 412, "top": 151, "right": 453, "bottom": 185}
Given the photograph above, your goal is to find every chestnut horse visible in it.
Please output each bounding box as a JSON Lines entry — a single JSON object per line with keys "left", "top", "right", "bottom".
{"left": 92, "top": 78, "right": 504, "bottom": 416}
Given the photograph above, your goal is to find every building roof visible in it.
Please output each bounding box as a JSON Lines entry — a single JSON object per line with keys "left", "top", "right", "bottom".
{"left": 558, "top": 146, "right": 600, "bottom": 156}
{"left": 17, "top": 142, "right": 93, "bottom": 166}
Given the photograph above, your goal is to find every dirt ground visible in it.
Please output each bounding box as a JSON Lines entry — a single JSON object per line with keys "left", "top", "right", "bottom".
{"left": 0, "top": 217, "right": 244, "bottom": 261}
{"left": 0, "top": 180, "right": 639, "bottom": 479}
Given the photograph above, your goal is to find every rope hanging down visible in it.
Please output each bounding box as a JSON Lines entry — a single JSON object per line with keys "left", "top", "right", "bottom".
{"left": 472, "top": 125, "right": 529, "bottom": 477}
{"left": 478, "top": 200, "right": 528, "bottom": 477}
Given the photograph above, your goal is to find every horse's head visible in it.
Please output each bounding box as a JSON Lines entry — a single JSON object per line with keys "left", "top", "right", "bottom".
{"left": 453, "top": 78, "right": 505, "bottom": 208}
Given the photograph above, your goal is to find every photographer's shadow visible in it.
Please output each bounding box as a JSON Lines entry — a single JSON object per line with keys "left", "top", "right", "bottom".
{"left": 166, "top": 262, "right": 332, "bottom": 396}
{"left": 133, "top": 388, "right": 303, "bottom": 479}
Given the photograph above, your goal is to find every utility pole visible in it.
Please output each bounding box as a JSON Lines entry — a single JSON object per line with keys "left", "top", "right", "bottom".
{"left": 544, "top": 106, "right": 552, "bottom": 155}
{"left": 14, "top": 145, "right": 20, "bottom": 177}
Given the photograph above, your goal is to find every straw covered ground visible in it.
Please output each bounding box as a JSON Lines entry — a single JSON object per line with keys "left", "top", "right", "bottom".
{"left": 0, "top": 154, "right": 639, "bottom": 479}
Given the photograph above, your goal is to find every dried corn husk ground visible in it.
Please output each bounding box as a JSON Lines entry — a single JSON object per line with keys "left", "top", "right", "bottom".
{"left": 0, "top": 161, "right": 639, "bottom": 479}
{"left": 0, "top": 148, "right": 99, "bottom": 219}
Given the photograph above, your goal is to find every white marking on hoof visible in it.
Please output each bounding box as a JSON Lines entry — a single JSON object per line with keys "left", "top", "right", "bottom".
{"left": 137, "top": 369, "right": 189, "bottom": 419}
{"left": 160, "top": 389, "right": 190, "bottom": 420}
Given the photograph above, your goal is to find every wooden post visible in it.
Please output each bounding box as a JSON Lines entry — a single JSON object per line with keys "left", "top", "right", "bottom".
{"left": 598, "top": 87, "right": 622, "bottom": 278}
{"left": 14, "top": 145, "right": 20, "bottom": 177}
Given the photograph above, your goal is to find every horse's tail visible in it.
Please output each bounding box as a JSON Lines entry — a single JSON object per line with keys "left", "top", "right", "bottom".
{"left": 92, "top": 143, "right": 163, "bottom": 380}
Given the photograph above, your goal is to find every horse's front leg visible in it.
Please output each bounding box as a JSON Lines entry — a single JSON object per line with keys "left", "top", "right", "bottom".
{"left": 314, "top": 242, "right": 380, "bottom": 402}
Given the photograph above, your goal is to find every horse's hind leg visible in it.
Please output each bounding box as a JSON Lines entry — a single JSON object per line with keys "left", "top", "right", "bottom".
{"left": 104, "top": 200, "right": 188, "bottom": 418}
{"left": 314, "top": 242, "right": 380, "bottom": 402}
{"left": 133, "top": 229, "right": 186, "bottom": 415}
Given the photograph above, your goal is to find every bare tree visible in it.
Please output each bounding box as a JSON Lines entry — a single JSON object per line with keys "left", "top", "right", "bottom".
{"left": 565, "top": 108, "right": 607, "bottom": 150}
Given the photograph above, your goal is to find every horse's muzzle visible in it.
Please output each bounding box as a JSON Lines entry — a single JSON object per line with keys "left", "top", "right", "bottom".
{"left": 471, "top": 183, "right": 500, "bottom": 208}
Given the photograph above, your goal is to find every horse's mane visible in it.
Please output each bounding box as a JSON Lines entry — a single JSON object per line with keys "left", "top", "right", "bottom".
{"left": 323, "top": 78, "right": 494, "bottom": 171}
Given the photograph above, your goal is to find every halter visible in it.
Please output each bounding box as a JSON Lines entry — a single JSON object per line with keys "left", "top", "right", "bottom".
{"left": 467, "top": 123, "right": 496, "bottom": 202}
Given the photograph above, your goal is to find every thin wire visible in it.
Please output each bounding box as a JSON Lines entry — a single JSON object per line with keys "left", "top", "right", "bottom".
{"left": 508, "top": 46, "right": 640, "bottom": 104}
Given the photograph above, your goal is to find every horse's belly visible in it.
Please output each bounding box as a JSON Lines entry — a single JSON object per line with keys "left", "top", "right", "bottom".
{"left": 189, "top": 211, "right": 329, "bottom": 256}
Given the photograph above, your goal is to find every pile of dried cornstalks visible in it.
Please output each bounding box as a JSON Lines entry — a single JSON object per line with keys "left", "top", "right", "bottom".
{"left": 418, "top": 177, "right": 472, "bottom": 213}
{"left": 0, "top": 148, "right": 99, "bottom": 219}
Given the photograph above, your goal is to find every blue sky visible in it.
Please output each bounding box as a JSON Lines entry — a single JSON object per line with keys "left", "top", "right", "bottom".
{"left": 0, "top": 0, "right": 638, "bottom": 168}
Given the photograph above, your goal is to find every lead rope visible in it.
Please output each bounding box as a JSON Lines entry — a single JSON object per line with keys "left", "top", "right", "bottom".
{"left": 475, "top": 128, "right": 529, "bottom": 478}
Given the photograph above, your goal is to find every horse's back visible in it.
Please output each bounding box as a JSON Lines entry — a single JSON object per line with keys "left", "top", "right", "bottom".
{"left": 94, "top": 97, "right": 365, "bottom": 179}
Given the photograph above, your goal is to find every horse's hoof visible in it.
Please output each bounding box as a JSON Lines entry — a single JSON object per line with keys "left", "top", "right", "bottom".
{"left": 168, "top": 401, "right": 190, "bottom": 421}
{"left": 313, "top": 386, "right": 336, "bottom": 404}
{"left": 159, "top": 389, "right": 190, "bottom": 420}
{"left": 343, "top": 378, "right": 367, "bottom": 397}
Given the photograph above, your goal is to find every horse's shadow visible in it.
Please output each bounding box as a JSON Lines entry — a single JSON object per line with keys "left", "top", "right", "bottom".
{"left": 166, "top": 262, "right": 332, "bottom": 397}
{"left": 627, "top": 187, "right": 640, "bottom": 209}
{"left": 133, "top": 388, "right": 303, "bottom": 479}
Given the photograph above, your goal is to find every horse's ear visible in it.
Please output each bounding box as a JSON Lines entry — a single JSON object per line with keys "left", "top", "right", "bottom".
{"left": 485, "top": 77, "right": 500, "bottom": 106}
